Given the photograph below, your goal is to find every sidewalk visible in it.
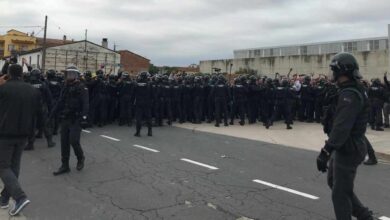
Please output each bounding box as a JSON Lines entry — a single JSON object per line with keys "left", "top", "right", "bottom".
{"left": 174, "top": 121, "right": 390, "bottom": 160}
{"left": 0, "top": 184, "right": 26, "bottom": 220}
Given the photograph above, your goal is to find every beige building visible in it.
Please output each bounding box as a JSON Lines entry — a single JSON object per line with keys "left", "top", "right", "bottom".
{"left": 200, "top": 24, "right": 390, "bottom": 80}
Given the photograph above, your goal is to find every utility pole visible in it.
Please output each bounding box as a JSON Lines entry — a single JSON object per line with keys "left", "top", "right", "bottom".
{"left": 85, "top": 29, "right": 87, "bottom": 52}
{"left": 41, "top": 15, "right": 48, "bottom": 72}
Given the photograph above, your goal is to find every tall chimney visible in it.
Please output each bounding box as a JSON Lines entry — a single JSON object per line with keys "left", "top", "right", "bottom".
{"left": 102, "top": 38, "right": 108, "bottom": 48}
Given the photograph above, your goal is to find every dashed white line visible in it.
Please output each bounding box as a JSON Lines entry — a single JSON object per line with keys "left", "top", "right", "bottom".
{"left": 379, "top": 216, "right": 390, "bottom": 220}
{"left": 100, "top": 135, "right": 120, "bottom": 142}
{"left": 82, "top": 130, "right": 91, "bottom": 133}
{"left": 253, "top": 179, "right": 319, "bottom": 200}
{"left": 180, "top": 158, "right": 219, "bottom": 170}
{"left": 133, "top": 144, "right": 160, "bottom": 153}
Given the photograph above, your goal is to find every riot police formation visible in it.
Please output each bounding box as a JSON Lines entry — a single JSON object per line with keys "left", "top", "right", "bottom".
{"left": 17, "top": 65, "right": 390, "bottom": 161}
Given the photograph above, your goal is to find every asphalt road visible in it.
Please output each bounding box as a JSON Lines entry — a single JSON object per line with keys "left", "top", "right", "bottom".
{"left": 12, "top": 125, "right": 390, "bottom": 220}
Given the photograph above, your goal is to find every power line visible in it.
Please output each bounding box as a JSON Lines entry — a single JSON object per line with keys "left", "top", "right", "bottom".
{"left": 0, "top": 25, "right": 42, "bottom": 28}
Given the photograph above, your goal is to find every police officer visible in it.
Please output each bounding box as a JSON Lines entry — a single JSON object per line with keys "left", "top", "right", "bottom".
{"left": 161, "top": 75, "right": 173, "bottom": 125}
{"left": 206, "top": 75, "right": 218, "bottom": 123}
{"left": 25, "top": 69, "right": 55, "bottom": 150}
{"left": 52, "top": 66, "right": 89, "bottom": 176}
{"left": 314, "top": 79, "right": 326, "bottom": 123}
{"left": 230, "top": 77, "right": 247, "bottom": 126}
{"left": 172, "top": 77, "right": 184, "bottom": 123}
{"left": 107, "top": 74, "right": 119, "bottom": 124}
{"left": 211, "top": 75, "right": 230, "bottom": 127}
{"left": 132, "top": 72, "right": 153, "bottom": 137}
{"left": 368, "top": 78, "right": 385, "bottom": 131}
{"left": 193, "top": 76, "right": 205, "bottom": 124}
{"left": 383, "top": 72, "right": 390, "bottom": 128}
{"left": 299, "top": 76, "right": 315, "bottom": 122}
{"left": 247, "top": 76, "right": 260, "bottom": 124}
{"left": 94, "top": 71, "right": 109, "bottom": 127}
{"left": 261, "top": 78, "right": 274, "bottom": 127}
{"left": 268, "top": 78, "right": 294, "bottom": 129}
{"left": 83, "top": 71, "right": 97, "bottom": 127}
{"left": 182, "top": 76, "right": 194, "bottom": 123}
{"left": 46, "top": 69, "right": 63, "bottom": 135}
{"left": 316, "top": 52, "right": 374, "bottom": 220}
{"left": 118, "top": 72, "right": 134, "bottom": 126}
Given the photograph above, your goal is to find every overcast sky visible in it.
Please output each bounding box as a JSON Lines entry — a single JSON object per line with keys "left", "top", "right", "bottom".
{"left": 1, "top": 0, "right": 390, "bottom": 66}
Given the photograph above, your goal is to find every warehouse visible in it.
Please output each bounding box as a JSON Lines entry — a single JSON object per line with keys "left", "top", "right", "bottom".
{"left": 200, "top": 25, "right": 390, "bottom": 79}
{"left": 1, "top": 39, "right": 121, "bottom": 74}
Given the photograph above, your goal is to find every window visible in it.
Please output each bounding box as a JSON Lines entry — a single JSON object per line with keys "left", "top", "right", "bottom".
{"left": 300, "top": 46, "right": 308, "bottom": 55}
{"left": 8, "top": 44, "right": 15, "bottom": 52}
{"left": 344, "top": 42, "right": 357, "bottom": 52}
{"left": 368, "top": 40, "right": 379, "bottom": 51}
{"left": 254, "top": 49, "right": 262, "bottom": 57}
{"left": 37, "top": 54, "right": 40, "bottom": 68}
{"left": 20, "top": 45, "right": 29, "bottom": 51}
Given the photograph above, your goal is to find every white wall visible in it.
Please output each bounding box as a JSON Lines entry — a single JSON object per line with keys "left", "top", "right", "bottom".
{"left": 200, "top": 50, "right": 389, "bottom": 80}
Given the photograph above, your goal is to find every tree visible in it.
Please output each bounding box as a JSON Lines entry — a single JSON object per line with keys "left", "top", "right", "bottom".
{"left": 149, "top": 64, "right": 159, "bottom": 75}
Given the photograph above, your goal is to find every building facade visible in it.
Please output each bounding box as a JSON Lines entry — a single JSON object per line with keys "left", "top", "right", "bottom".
{"left": 118, "top": 50, "right": 150, "bottom": 75}
{"left": 200, "top": 25, "right": 390, "bottom": 80}
{"left": 0, "top": 29, "right": 37, "bottom": 58}
{"left": 9, "top": 40, "right": 121, "bottom": 74}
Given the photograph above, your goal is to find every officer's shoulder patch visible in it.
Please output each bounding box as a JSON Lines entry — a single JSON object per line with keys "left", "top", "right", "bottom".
{"left": 342, "top": 97, "right": 352, "bottom": 103}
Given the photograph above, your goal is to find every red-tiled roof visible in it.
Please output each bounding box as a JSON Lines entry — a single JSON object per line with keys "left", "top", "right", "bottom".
{"left": 36, "top": 37, "right": 73, "bottom": 47}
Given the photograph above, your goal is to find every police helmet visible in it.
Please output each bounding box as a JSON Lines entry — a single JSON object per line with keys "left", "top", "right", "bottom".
{"left": 330, "top": 52, "right": 361, "bottom": 80}
{"left": 138, "top": 71, "right": 149, "bottom": 82}
{"left": 46, "top": 69, "right": 56, "bottom": 79}
{"left": 30, "top": 68, "right": 42, "bottom": 81}
{"left": 84, "top": 71, "right": 92, "bottom": 78}
{"left": 281, "top": 79, "right": 289, "bottom": 87}
{"left": 65, "top": 66, "right": 80, "bottom": 82}
{"left": 121, "top": 72, "right": 130, "bottom": 79}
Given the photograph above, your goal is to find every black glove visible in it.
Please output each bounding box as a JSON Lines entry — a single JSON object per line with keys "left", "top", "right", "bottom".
{"left": 81, "top": 116, "right": 89, "bottom": 129}
{"left": 316, "top": 144, "right": 332, "bottom": 173}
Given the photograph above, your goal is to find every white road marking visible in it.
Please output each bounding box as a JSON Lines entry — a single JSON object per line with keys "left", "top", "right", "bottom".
{"left": 180, "top": 158, "right": 219, "bottom": 170}
{"left": 133, "top": 144, "right": 160, "bottom": 153}
{"left": 253, "top": 179, "right": 319, "bottom": 200}
{"left": 100, "top": 135, "right": 120, "bottom": 142}
{"left": 379, "top": 216, "right": 390, "bottom": 220}
{"left": 82, "top": 130, "right": 91, "bottom": 133}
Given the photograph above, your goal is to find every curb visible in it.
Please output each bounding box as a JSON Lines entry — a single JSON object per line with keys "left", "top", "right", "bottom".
{"left": 377, "top": 152, "right": 390, "bottom": 162}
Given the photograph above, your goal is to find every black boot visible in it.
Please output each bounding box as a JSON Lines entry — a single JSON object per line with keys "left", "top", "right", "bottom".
{"left": 24, "top": 143, "right": 34, "bottom": 151}
{"left": 35, "top": 132, "right": 43, "bottom": 139}
{"left": 375, "top": 127, "right": 384, "bottom": 131}
{"left": 77, "top": 157, "right": 85, "bottom": 171}
{"left": 148, "top": 127, "right": 152, "bottom": 137}
{"left": 239, "top": 121, "right": 245, "bottom": 126}
{"left": 134, "top": 125, "right": 141, "bottom": 137}
{"left": 364, "top": 158, "right": 378, "bottom": 166}
{"left": 47, "top": 137, "right": 56, "bottom": 148}
{"left": 286, "top": 124, "right": 292, "bottom": 130}
{"left": 53, "top": 163, "right": 70, "bottom": 176}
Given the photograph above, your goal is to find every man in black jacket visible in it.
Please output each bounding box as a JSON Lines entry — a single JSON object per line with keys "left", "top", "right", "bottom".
{"left": 0, "top": 64, "right": 38, "bottom": 216}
